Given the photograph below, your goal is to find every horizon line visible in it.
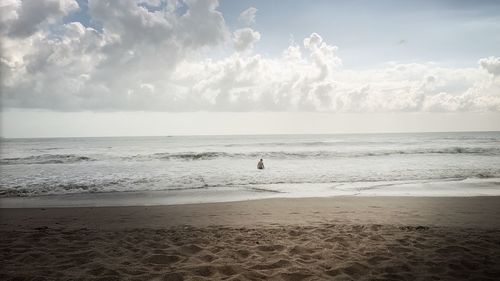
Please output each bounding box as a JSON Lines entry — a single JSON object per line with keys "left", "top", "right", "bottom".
{"left": 2, "top": 130, "right": 499, "bottom": 140}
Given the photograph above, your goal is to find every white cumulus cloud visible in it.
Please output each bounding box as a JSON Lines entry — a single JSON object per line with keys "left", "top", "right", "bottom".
{"left": 479, "top": 56, "right": 500, "bottom": 76}
{"left": 1, "top": 0, "right": 78, "bottom": 38}
{"left": 1, "top": 0, "right": 499, "bottom": 113}
{"left": 233, "top": 28, "right": 261, "bottom": 52}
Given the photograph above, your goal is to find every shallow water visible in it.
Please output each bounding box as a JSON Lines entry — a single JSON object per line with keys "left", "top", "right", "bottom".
{"left": 1, "top": 132, "right": 500, "bottom": 201}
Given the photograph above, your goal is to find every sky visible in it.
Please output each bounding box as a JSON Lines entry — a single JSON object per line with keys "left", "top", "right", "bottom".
{"left": 1, "top": 0, "right": 500, "bottom": 137}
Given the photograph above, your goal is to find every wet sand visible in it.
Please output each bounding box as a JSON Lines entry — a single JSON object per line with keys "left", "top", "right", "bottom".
{"left": 1, "top": 196, "right": 500, "bottom": 280}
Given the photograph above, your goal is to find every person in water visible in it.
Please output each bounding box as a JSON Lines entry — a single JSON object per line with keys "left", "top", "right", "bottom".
{"left": 257, "top": 159, "right": 265, "bottom": 169}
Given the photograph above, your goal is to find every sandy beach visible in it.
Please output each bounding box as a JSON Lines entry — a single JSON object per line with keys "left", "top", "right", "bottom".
{"left": 1, "top": 196, "right": 500, "bottom": 280}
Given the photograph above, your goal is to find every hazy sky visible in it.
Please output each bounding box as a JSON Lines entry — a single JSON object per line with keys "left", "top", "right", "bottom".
{"left": 1, "top": 0, "right": 500, "bottom": 137}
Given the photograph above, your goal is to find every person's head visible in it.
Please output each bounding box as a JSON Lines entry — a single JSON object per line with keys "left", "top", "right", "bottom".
{"left": 260, "top": 159, "right": 263, "bottom": 161}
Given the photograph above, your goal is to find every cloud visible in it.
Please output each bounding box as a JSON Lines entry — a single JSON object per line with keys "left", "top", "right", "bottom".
{"left": 1, "top": 0, "right": 499, "bottom": 113}
{"left": 1, "top": 0, "right": 79, "bottom": 38}
{"left": 238, "top": 6, "right": 257, "bottom": 25}
{"left": 1, "top": 0, "right": 230, "bottom": 111}
{"left": 479, "top": 56, "right": 500, "bottom": 76}
{"left": 233, "top": 28, "right": 260, "bottom": 52}
{"left": 138, "top": 0, "right": 163, "bottom": 6}
{"left": 302, "top": 33, "right": 341, "bottom": 80}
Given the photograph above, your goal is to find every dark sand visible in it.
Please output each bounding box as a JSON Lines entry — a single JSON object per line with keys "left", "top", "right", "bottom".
{"left": 1, "top": 196, "right": 500, "bottom": 280}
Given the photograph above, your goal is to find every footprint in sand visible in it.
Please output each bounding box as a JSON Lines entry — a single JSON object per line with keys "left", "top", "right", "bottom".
{"left": 330, "top": 262, "right": 370, "bottom": 279}
{"left": 179, "top": 244, "right": 203, "bottom": 255}
{"left": 288, "top": 245, "right": 314, "bottom": 255}
{"left": 256, "top": 244, "right": 285, "bottom": 252}
{"left": 187, "top": 265, "right": 217, "bottom": 277}
{"left": 143, "top": 254, "right": 180, "bottom": 265}
{"left": 161, "top": 272, "right": 185, "bottom": 281}
{"left": 277, "top": 272, "right": 313, "bottom": 281}
{"left": 251, "top": 259, "right": 291, "bottom": 270}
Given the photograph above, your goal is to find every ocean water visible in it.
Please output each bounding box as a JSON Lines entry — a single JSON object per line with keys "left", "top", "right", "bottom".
{"left": 1, "top": 132, "right": 500, "bottom": 205}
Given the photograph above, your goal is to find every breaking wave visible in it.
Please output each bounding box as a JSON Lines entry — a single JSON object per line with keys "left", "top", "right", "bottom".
{"left": 1, "top": 154, "right": 94, "bottom": 165}
{"left": 142, "top": 146, "right": 500, "bottom": 161}
{"left": 150, "top": 151, "right": 232, "bottom": 160}
{"left": 2, "top": 173, "right": 499, "bottom": 197}
{"left": 0, "top": 178, "right": 156, "bottom": 197}
{"left": 2, "top": 146, "right": 499, "bottom": 165}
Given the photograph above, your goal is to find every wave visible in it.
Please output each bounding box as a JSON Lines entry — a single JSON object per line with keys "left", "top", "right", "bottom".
{"left": 0, "top": 177, "right": 155, "bottom": 197}
{"left": 150, "top": 151, "right": 233, "bottom": 160}
{"left": 31, "top": 147, "right": 62, "bottom": 151}
{"left": 2, "top": 173, "right": 499, "bottom": 197}
{"left": 221, "top": 137, "right": 500, "bottom": 148}
{"left": 222, "top": 140, "right": 404, "bottom": 147}
{"left": 143, "top": 146, "right": 500, "bottom": 160}
{"left": 1, "top": 146, "right": 499, "bottom": 165}
{"left": 1, "top": 154, "right": 94, "bottom": 165}
{"left": 359, "top": 146, "right": 500, "bottom": 157}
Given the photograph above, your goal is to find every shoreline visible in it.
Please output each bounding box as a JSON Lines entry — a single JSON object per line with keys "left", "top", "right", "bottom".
{"left": 2, "top": 176, "right": 500, "bottom": 208}
{"left": 2, "top": 196, "right": 500, "bottom": 230}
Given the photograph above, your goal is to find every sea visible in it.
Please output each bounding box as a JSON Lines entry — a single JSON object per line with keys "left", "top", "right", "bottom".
{"left": 1, "top": 132, "right": 500, "bottom": 207}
